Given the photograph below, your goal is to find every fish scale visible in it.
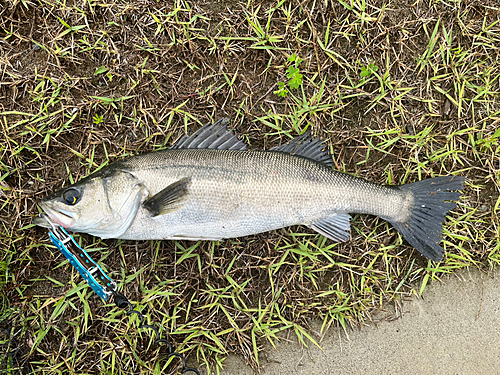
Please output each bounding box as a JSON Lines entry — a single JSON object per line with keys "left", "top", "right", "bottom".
{"left": 117, "top": 148, "right": 401, "bottom": 240}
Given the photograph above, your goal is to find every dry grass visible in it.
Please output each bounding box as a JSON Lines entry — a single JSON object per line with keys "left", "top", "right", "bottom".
{"left": 1, "top": 0, "right": 499, "bottom": 374}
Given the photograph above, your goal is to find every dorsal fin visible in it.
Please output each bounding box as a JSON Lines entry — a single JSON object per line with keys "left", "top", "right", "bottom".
{"left": 170, "top": 118, "right": 247, "bottom": 151}
{"left": 271, "top": 132, "right": 334, "bottom": 166}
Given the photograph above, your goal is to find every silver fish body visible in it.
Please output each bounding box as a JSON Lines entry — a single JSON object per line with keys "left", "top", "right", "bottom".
{"left": 112, "top": 149, "right": 410, "bottom": 240}
{"left": 35, "top": 120, "right": 465, "bottom": 261}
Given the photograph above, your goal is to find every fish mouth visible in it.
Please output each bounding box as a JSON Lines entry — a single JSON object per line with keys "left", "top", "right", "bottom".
{"left": 35, "top": 202, "right": 76, "bottom": 229}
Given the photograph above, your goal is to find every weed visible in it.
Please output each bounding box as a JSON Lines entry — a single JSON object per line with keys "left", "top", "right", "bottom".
{"left": 274, "top": 54, "right": 303, "bottom": 98}
{"left": 92, "top": 114, "right": 104, "bottom": 125}
{"left": 359, "top": 62, "right": 379, "bottom": 84}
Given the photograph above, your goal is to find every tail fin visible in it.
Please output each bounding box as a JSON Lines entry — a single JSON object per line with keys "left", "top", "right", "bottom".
{"left": 389, "top": 176, "right": 466, "bottom": 262}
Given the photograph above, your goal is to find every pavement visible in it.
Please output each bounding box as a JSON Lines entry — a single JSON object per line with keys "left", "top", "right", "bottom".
{"left": 219, "top": 268, "right": 500, "bottom": 374}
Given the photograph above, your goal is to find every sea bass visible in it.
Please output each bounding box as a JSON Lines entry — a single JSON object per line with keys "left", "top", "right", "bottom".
{"left": 34, "top": 119, "right": 465, "bottom": 262}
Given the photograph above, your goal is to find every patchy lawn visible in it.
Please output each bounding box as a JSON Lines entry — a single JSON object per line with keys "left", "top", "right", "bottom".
{"left": 1, "top": 0, "right": 499, "bottom": 374}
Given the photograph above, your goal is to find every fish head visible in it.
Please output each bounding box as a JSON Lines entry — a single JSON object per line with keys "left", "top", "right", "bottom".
{"left": 35, "top": 168, "right": 147, "bottom": 238}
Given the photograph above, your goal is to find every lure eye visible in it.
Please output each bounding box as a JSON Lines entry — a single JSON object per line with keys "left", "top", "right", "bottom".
{"left": 62, "top": 188, "right": 81, "bottom": 205}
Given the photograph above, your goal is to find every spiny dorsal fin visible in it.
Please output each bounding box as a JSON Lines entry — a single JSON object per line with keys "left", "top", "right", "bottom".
{"left": 143, "top": 177, "right": 191, "bottom": 217}
{"left": 170, "top": 118, "right": 247, "bottom": 151}
{"left": 271, "top": 132, "right": 334, "bottom": 166}
{"left": 308, "top": 213, "right": 351, "bottom": 242}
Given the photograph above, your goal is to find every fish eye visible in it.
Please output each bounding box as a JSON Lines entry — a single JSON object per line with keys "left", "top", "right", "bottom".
{"left": 62, "top": 188, "right": 81, "bottom": 205}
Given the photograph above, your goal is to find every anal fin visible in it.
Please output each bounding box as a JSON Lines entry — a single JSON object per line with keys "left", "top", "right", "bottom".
{"left": 308, "top": 214, "right": 351, "bottom": 242}
{"left": 143, "top": 177, "right": 191, "bottom": 217}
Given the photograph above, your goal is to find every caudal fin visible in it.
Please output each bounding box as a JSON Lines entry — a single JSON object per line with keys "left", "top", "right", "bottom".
{"left": 389, "top": 176, "right": 466, "bottom": 262}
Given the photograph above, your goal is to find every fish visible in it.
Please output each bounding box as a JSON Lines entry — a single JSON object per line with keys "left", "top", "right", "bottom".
{"left": 34, "top": 119, "right": 465, "bottom": 262}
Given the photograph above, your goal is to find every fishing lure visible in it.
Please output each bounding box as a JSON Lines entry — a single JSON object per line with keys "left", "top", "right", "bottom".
{"left": 44, "top": 214, "right": 117, "bottom": 300}
{"left": 40, "top": 214, "right": 199, "bottom": 374}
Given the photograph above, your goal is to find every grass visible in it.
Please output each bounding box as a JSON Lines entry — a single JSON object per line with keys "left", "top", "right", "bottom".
{"left": 1, "top": 0, "right": 499, "bottom": 374}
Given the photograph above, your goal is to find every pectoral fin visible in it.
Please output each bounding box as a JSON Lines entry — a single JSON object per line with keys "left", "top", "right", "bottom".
{"left": 308, "top": 214, "right": 351, "bottom": 242}
{"left": 143, "top": 177, "right": 191, "bottom": 217}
